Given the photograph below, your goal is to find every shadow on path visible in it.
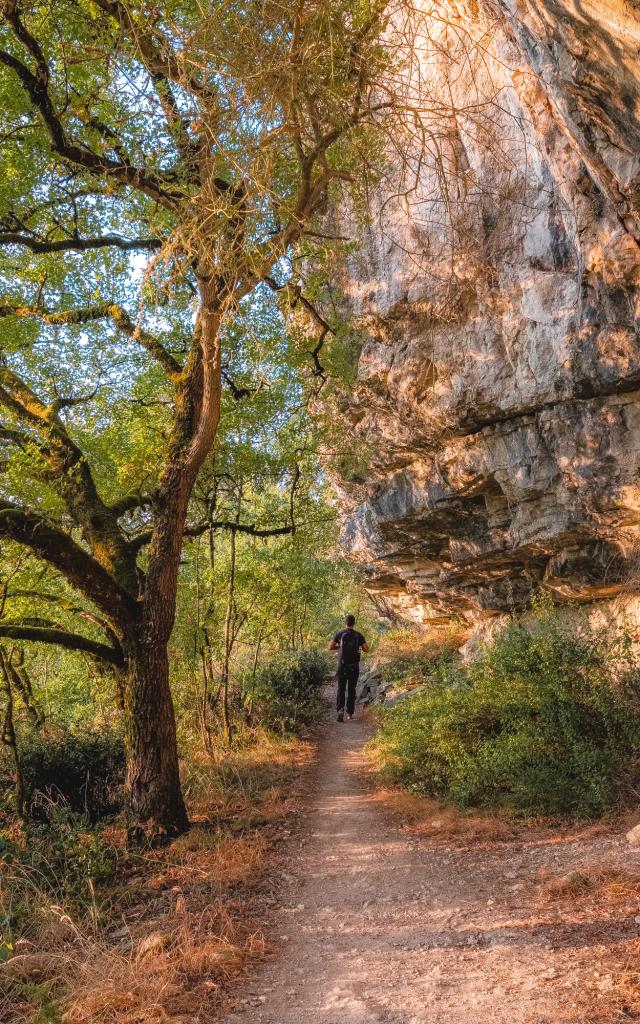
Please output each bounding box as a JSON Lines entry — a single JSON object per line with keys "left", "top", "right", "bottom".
{"left": 219, "top": 709, "right": 636, "bottom": 1024}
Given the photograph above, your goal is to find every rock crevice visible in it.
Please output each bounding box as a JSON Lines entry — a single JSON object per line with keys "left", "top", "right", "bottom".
{"left": 337, "top": 0, "right": 640, "bottom": 622}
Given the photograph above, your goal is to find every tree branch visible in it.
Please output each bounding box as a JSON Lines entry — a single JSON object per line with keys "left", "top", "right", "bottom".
{"left": 0, "top": 624, "right": 123, "bottom": 666}
{"left": 2, "top": 646, "right": 45, "bottom": 728}
{"left": 0, "top": 25, "right": 182, "bottom": 211}
{"left": 0, "top": 501, "right": 137, "bottom": 629}
{"left": 0, "top": 302, "right": 182, "bottom": 377}
{"left": 0, "top": 367, "right": 142, "bottom": 600}
{"left": 132, "top": 517, "right": 302, "bottom": 551}
{"left": 0, "top": 362, "right": 103, "bottom": 504}
{"left": 92, "top": 0, "right": 213, "bottom": 100}
{"left": 109, "top": 491, "right": 154, "bottom": 516}
{"left": 0, "top": 426, "right": 30, "bottom": 448}
{"left": 0, "top": 367, "right": 96, "bottom": 497}
{"left": 6, "top": 590, "right": 114, "bottom": 635}
{"left": 265, "top": 275, "right": 333, "bottom": 379}
{"left": 207, "top": 520, "right": 299, "bottom": 538}
{"left": 221, "top": 367, "right": 258, "bottom": 401}
{"left": 0, "top": 231, "right": 162, "bottom": 254}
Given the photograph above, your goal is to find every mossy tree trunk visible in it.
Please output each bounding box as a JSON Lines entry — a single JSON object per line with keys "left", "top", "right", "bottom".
{"left": 0, "top": 275, "right": 222, "bottom": 835}
{"left": 124, "top": 642, "right": 188, "bottom": 833}
{"left": 0, "top": 0, "right": 395, "bottom": 834}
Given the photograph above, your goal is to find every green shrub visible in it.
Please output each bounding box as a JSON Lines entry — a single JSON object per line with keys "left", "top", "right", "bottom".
{"left": 5, "top": 730, "right": 126, "bottom": 822}
{"left": 248, "top": 648, "right": 329, "bottom": 733}
{"left": 374, "top": 626, "right": 467, "bottom": 692}
{"left": 0, "top": 807, "right": 119, "bottom": 945}
{"left": 374, "top": 603, "right": 640, "bottom": 816}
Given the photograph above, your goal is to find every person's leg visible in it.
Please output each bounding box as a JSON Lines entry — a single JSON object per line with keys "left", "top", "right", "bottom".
{"left": 346, "top": 665, "right": 359, "bottom": 717}
{"left": 336, "top": 670, "right": 347, "bottom": 720}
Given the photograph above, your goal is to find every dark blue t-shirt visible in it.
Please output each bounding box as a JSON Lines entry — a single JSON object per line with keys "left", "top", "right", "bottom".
{"left": 333, "top": 627, "right": 366, "bottom": 667}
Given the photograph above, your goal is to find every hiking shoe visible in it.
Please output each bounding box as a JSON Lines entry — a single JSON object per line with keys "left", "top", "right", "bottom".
{"left": 347, "top": 714, "right": 353, "bottom": 721}
{"left": 337, "top": 711, "right": 344, "bottom": 722}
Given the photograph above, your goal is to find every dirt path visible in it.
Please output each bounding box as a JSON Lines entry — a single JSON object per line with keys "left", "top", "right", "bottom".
{"left": 221, "top": 710, "right": 640, "bottom": 1024}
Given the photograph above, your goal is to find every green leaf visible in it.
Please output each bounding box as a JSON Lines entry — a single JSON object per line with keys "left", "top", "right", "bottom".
{"left": 0, "top": 941, "right": 14, "bottom": 962}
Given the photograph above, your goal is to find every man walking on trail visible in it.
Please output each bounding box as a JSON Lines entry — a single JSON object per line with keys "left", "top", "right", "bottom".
{"left": 329, "top": 614, "right": 369, "bottom": 722}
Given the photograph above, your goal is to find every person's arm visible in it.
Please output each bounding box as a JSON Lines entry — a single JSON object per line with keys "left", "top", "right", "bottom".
{"left": 328, "top": 632, "right": 340, "bottom": 651}
{"left": 360, "top": 633, "right": 369, "bottom": 653}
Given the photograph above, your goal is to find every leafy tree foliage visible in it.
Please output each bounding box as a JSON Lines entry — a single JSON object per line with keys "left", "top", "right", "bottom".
{"left": 0, "top": 0, "right": 410, "bottom": 831}
{"left": 0, "top": 0, "right": 495, "bottom": 830}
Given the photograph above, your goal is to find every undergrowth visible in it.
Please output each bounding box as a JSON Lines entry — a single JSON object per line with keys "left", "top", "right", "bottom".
{"left": 0, "top": 711, "right": 315, "bottom": 1023}
{"left": 6, "top": 731, "right": 126, "bottom": 822}
{"left": 245, "top": 648, "right": 328, "bottom": 733}
{"left": 374, "top": 626, "right": 465, "bottom": 692}
{"left": 373, "top": 600, "right": 640, "bottom": 816}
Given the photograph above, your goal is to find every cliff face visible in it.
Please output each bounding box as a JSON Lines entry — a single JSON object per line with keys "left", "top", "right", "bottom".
{"left": 338, "top": 0, "right": 640, "bottom": 624}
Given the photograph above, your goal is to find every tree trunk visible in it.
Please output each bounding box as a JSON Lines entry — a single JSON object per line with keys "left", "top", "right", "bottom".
{"left": 220, "top": 523, "right": 238, "bottom": 745}
{"left": 123, "top": 276, "right": 222, "bottom": 834}
{"left": 0, "top": 647, "right": 25, "bottom": 819}
{"left": 125, "top": 639, "right": 188, "bottom": 835}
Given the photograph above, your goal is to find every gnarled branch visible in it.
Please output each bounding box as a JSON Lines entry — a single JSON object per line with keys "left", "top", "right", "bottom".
{"left": 0, "top": 232, "right": 162, "bottom": 254}
{"left": 92, "top": 0, "right": 214, "bottom": 100}
{"left": 0, "top": 624, "right": 124, "bottom": 666}
{"left": 265, "top": 275, "right": 334, "bottom": 380}
{"left": 6, "top": 589, "right": 114, "bottom": 636}
{"left": 131, "top": 518, "right": 299, "bottom": 551}
{"left": 0, "top": 302, "right": 182, "bottom": 377}
{"left": 0, "top": 17, "right": 182, "bottom": 211}
{"left": 0, "top": 500, "right": 137, "bottom": 629}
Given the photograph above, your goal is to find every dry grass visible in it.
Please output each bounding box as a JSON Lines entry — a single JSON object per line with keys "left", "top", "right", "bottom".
{"left": 0, "top": 732, "right": 313, "bottom": 1024}
{"left": 369, "top": 784, "right": 518, "bottom": 845}
{"left": 534, "top": 862, "right": 640, "bottom": 1021}
{"left": 184, "top": 730, "right": 314, "bottom": 825}
{"left": 370, "top": 625, "right": 468, "bottom": 708}
{"left": 375, "top": 625, "right": 467, "bottom": 678}
{"left": 63, "top": 906, "right": 269, "bottom": 1024}
{"left": 597, "top": 938, "right": 640, "bottom": 1022}
{"left": 539, "top": 862, "right": 640, "bottom": 904}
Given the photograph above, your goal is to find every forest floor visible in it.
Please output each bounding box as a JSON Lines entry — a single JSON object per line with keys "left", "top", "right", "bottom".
{"left": 1, "top": 732, "right": 314, "bottom": 1024}
{"left": 219, "top": 703, "right": 640, "bottom": 1024}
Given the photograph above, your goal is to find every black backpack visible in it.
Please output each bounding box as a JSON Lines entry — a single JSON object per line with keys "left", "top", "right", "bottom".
{"left": 340, "top": 628, "right": 360, "bottom": 665}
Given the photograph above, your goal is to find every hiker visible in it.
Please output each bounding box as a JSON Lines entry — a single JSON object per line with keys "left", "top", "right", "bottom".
{"left": 328, "top": 614, "right": 369, "bottom": 722}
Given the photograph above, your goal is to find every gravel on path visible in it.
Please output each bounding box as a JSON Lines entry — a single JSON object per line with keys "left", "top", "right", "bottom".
{"left": 220, "top": 709, "right": 640, "bottom": 1024}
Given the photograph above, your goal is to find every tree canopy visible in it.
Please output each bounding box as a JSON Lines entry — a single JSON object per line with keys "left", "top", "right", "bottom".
{"left": 0, "top": 0, "right": 487, "bottom": 829}
{"left": 0, "top": 0, "right": 415, "bottom": 830}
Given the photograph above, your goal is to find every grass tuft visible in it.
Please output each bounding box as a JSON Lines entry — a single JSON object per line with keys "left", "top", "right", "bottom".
{"left": 1, "top": 732, "right": 311, "bottom": 1024}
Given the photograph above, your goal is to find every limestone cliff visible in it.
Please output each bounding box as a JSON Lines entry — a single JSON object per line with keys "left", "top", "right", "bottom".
{"left": 337, "top": 0, "right": 640, "bottom": 624}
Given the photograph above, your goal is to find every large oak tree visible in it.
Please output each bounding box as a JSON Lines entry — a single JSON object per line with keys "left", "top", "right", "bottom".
{"left": 0, "top": 0, "right": 465, "bottom": 831}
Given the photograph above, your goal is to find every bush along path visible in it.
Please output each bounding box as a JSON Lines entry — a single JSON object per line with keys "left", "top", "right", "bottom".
{"left": 221, "top": 705, "right": 640, "bottom": 1024}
